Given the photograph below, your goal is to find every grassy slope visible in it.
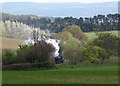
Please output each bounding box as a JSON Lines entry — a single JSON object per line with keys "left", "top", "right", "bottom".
{"left": 3, "top": 65, "right": 118, "bottom": 84}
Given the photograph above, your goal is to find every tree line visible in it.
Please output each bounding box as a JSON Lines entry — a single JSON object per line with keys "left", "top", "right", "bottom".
{"left": 1, "top": 13, "right": 119, "bottom": 33}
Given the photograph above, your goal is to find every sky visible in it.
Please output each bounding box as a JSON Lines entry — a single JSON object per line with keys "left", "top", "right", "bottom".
{"left": 1, "top": 0, "right": 119, "bottom": 3}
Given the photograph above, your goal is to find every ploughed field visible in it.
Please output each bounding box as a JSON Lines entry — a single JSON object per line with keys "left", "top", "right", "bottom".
{"left": 1, "top": 37, "right": 23, "bottom": 51}
{"left": 2, "top": 65, "right": 118, "bottom": 84}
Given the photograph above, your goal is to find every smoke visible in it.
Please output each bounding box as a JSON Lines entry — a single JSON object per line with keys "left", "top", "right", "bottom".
{"left": 45, "top": 38, "right": 60, "bottom": 57}
{"left": 23, "top": 37, "right": 35, "bottom": 45}
{"left": 23, "top": 36, "right": 60, "bottom": 57}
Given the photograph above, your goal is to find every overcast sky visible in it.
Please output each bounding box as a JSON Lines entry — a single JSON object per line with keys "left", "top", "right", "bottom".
{"left": 1, "top": 0, "right": 119, "bottom": 3}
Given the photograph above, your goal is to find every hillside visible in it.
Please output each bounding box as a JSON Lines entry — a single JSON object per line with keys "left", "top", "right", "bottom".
{"left": 0, "top": 20, "right": 50, "bottom": 39}
{"left": 53, "top": 25, "right": 87, "bottom": 49}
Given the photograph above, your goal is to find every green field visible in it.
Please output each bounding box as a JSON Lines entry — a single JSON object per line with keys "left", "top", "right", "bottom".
{"left": 85, "top": 30, "right": 119, "bottom": 40}
{"left": 2, "top": 65, "right": 118, "bottom": 84}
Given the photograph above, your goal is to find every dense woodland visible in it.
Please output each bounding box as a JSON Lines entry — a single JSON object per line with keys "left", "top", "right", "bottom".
{"left": 1, "top": 13, "right": 119, "bottom": 33}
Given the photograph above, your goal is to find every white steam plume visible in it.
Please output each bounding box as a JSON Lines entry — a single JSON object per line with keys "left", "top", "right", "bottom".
{"left": 23, "top": 37, "right": 60, "bottom": 57}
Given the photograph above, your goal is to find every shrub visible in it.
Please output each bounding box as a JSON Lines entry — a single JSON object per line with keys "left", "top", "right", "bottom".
{"left": 2, "top": 40, "right": 56, "bottom": 69}
{"left": 63, "top": 47, "right": 83, "bottom": 65}
{"left": 92, "top": 33, "right": 120, "bottom": 56}
{"left": 17, "top": 41, "right": 55, "bottom": 68}
{"left": 2, "top": 49, "right": 17, "bottom": 65}
{"left": 81, "top": 45, "right": 109, "bottom": 64}
{"left": 17, "top": 46, "right": 35, "bottom": 63}
{"left": 17, "top": 44, "right": 32, "bottom": 52}
{"left": 33, "top": 41, "right": 55, "bottom": 63}
{"left": 103, "top": 55, "right": 119, "bottom": 64}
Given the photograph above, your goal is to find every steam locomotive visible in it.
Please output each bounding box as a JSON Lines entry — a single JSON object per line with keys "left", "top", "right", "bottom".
{"left": 55, "top": 54, "right": 64, "bottom": 64}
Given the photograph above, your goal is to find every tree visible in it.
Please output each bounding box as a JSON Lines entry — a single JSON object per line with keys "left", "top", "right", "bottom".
{"left": 92, "top": 33, "right": 120, "bottom": 56}
{"left": 0, "top": 20, "right": 49, "bottom": 39}
{"left": 17, "top": 41, "right": 55, "bottom": 64}
{"left": 2, "top": 49, "right": 17, "bottom": 65}
{"left": 1, "top": 13, "right": 119, "bottom": 33}
{"left": 81, "top": 45, "right": 109, "bottom": 64}
{"left": 64, "top": 25, "right": 87, "bottom": 41}
{"left": 63, "top": 47, "right": 83, "bottom": 65}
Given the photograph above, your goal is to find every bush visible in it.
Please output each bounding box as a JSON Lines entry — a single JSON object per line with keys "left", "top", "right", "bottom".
{"left": 80, "top": 32, "right": 120, "bottom": 64}
{"left": 2, "top": 40, "right": 56, "bottom": 69}
{"left": 16, "top": 41, "right": 55, "bottom": 68}
{"left": 63, "top": 47, "right": 83, "bottom": 65}
{"left": 92, "top": 33, "right": 120, "bottom": 56}
{"left": 33, "top": 41, "right": 55, "bottom": 63}
{"left": 2, "top": 49, "right": 17, "bottom": 65}
{"left": 103, "top": 56, "right": 119, "bottom": 64}
{"left": 17, "top": 45, "right": 36, "bottom": 63}
{"left": 81, "top": 45, "right": 109, "bottom": 64}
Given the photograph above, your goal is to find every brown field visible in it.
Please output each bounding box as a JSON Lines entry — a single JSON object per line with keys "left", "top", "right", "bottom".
{"left": 0, "top": 37, "right": 23, "bottom": 52}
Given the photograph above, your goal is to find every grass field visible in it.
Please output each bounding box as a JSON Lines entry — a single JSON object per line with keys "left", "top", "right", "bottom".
{"left": 85, "top": 30, "right": 119, "bottom": 40}
{"left": 2, "top": 65, "right": 118, "bottom": 84}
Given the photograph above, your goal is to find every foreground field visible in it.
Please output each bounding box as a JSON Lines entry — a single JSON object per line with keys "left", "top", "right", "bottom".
{"left": 2, "top": 65, "right": 118, "bottom": 84}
